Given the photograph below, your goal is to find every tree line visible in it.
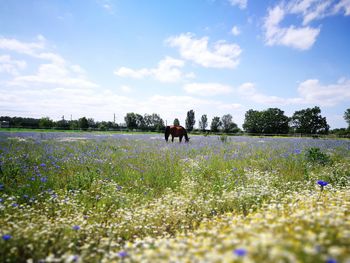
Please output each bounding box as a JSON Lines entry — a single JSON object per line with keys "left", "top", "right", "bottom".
{"left": 1, "top": 106, "right": 350, "bottom": 135}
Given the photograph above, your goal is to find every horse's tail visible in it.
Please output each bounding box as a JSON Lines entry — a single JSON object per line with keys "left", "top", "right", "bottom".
{"left": 164, "top": 126, "right": 170, "bottom": 141}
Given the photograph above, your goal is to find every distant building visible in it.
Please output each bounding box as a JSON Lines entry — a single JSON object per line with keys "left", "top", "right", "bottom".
{"left": 0, "top": 121, "right": 10, "bottom": 128}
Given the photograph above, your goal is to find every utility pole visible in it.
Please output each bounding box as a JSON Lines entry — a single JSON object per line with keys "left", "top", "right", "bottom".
{"left": 114, "top": 113, "right": 116, "bottom": 124}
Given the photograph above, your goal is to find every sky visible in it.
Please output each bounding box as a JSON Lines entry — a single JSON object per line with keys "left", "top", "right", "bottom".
{"left": 0, "top": 0, "right": 350, "bottom": 129}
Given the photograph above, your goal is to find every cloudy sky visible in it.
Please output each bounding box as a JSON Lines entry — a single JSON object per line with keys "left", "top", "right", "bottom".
{"left": 1, "top": 0, "right": 350, "bottom": 128}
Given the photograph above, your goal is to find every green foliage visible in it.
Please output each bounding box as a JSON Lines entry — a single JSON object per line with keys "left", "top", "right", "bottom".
{"left": 185, "top": 110, "right": 195, "bottom": 131}
{"left": 198, "top": 114, "right": 208, "bottom": 131}
{"left": 210, "top": 116, "right": 221, "bottom": 132}
{"left": 304, "top": 147, "right": 332, "bottom": 165}
{"left": 292, "top": 106, "right": 329, "bottom": 134}
{"left": 221, "top": 114, "right": 239, "bottom": 133}
{"left": 219, "top": 134, "right": 228, "bottom": 143}
{"left": 1, "top": 133, "right": 349, "bottom": 262}
{"left": 243, "top": 108, "right": 289, "bottom": 134}
{"left": 38, "top": 117, "right": 53, "bottom": 129}
{"left": 173, "top": 118, "right": 180, "bottom": 126}
{"left": 344, "top": 108, "right": 350, "bottom": 129}
{"left": 78, "top": 117, "right": 89, "bottom": 130}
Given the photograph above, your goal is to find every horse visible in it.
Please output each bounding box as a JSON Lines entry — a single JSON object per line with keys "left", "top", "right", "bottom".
{"left": 165, "top": 125, "right": 189, "bottom": 143}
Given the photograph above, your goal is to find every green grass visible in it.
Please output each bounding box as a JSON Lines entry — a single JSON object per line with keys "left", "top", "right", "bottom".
{"left": 0, "top": 133, "right": 349, "bottom": 262}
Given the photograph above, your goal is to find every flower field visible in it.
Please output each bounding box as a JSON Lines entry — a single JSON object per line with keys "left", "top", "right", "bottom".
{"left": 0, "top": 132, "right": 350, "bottom": 262}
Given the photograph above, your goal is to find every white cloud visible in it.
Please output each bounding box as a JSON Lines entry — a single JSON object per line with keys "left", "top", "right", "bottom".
{"left": 183, "top": 82, "right": 233, "bottom": 96}
{"left": 263, "top": 0, "right": 350, "bottom": 50}
{"left": 334, "top": 0, "right": 350, "bottom": 15}
{"left": 0, "top": 55, "right": 27, "bottom": 75}
{"left": 166, "top": 33, "right": 242, "bottom": 69}
{"left": 238, "top": 82, "right": 290, "bottom": 104}
{"left": 231, "top": 26, "right": 241, "bottom": 36}
{"left": 114, "top": 56, "right": 192, "bottom": 83}
{"left": 120, "top": 85, "right": 132, "bottom": 93}
{"left": 0, "top": 36, "right": 98, "bottom": 89}
{"left": 228, "top": 0, "right": 247, "bottom": 9}
{"left": 114, "top": 67, "right": 151, "bottom": 79}
{"left": 238, "top": 78, "right": 350, "bottom": 106}
{"left": 263, "top": 5, "right": 320, "bottom": 50}
{"left": 297, "top": 78, "right": 350, "bottom": 106}
{"left": 10, "top": 62, "right": 98, "bottom": 88}
{"left": 97, "top": 0, "right": 115, "bottom": 14}
{"left": 0, "top": 35, "right": 46, "bottom": 56}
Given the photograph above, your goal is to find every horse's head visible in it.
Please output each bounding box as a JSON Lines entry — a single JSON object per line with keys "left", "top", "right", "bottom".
{"left": 164, "top": 126, "right": 170, "bottom": 142}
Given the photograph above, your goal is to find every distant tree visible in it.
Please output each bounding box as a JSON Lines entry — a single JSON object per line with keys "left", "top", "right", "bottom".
{"left": 243, "top": 108, "right": 289, "bottom": 134}
{"left": 243, "top": 109, "right": 263, "bottom": 133}
{"left": 124, "top": 113, "right": 138, "bottom": 130}
{"left": 173, "top": 118, "right": 180, "bottom": 126}
{"left": 69, "top": 120, "right": 79, "bottom": 130}
{"left": 292, "top": 106, "right": 329, "bottom": 134}
{"left": 261, "top": 108, "right": 289, "bottom": 134}
{"left": 210, "top": 116, "right": 222, "bottom": 132}
{"left": 344, "top": 108, "right": 350, "bottom": 129}
{"left": 135, "top": 114, "right": 145, "bottom": 130}
{"left": 149, "top": 113, "right": 165, "bottom": 131}
{"left": 87, "top": 118, "right": 97, "bottom": 129}
{"left": 221, "top": 114, "right": 239, "bottom": 133}
{"left": 198, "top": 114, "right": 208, "bottom": 131}
{"left": 185, "top": 110, "right": 195, "bottom": 131}
{"left": 56, "top": 116, "right": 69, "bottom": 129}
{"left": 78, "top": 117, "right": 89, "bottom": 130}
{"left": 39, "top": 117, "right": 53, "bottom": 129}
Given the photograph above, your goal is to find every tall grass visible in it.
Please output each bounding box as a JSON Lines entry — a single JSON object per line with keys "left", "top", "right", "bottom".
{"left": 0, "top": 132, "right": 349, "bottom": 262}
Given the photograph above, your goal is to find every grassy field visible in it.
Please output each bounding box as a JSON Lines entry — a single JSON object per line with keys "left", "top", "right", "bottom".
{"left": 0, "top": 132, "right": 349, "bottom": 262}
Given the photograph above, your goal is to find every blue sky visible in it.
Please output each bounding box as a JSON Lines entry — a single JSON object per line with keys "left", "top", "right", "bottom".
{"left": 1, "top": 0, "right": 350, "bottom": 128}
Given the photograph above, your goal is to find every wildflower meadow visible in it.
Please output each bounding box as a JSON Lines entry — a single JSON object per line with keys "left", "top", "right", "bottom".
{"left": 0, "top": 132, "right": 349, "bottom": 262}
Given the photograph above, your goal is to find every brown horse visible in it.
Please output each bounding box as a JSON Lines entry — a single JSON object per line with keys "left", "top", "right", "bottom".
{"left": 165, "top": 125, "right": 189, "bottom": 143}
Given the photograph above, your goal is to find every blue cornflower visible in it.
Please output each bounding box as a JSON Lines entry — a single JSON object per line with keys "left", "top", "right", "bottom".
{"left": 0, "top": 198, "right": 3, "bottom": 202}
{"left": 0, "top": 184, "right": 4, "bottom": 190}
{"left": 72, "top": 225, "right": 80, "bottom": 231}
{"left": 40, "top": 163, "right": 46, "bottom": 167}
{"left": 234, "top": 248, "right": 247, "bottom": 257}
{"left": 2, "top": 234, "right": 12, "bottom": 241}
{"left": 317, "top": 180, "right": 328, "bottom": 187}
{"left": 118, "top": 251, "right": 128, "bottom": 258}
{"left": 40, "top": 177, "right": 48, "bottom": 183}
{"left": 326, "top": 258, "right": 337, "bottom": 263}
{"left": 11, "top": 203, "right": 19, "bottom": 207}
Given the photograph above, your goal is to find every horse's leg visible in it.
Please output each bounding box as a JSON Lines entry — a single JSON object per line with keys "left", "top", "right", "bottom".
{"left": 171, "top": 135, "right": 174, "bottom": 142}
{"left": 179, "top": 135, "right": 183, "bottom": 143}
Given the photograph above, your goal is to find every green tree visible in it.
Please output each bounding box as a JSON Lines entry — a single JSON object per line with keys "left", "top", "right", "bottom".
{"left": 135, "top": 114, "right": 145, "bottom": 130}
{"left": 69, "top": 120, "right": 79, "bottom": 130}
{"left": 221, "top": 114, "right": 239, "bottom": 133}
{"left": 78, "top": 117, "right": 89, "bottom": 130}
{"left": 261, "top": 108, "right": 289, "bottom": 134}
{"left": 87, "top": 118, "right": 96, "bottom": 129}
{"left": 148, "top": 113, "right": 165, "bottom": 131}
{"left": 38, "top": 117, "right": 53, "bottom": 129}
{"left": 198, "top": 114, "right": 208, "bottom": 131}
{"left": 292, "top": 106, "right": 329, "bottom": 134}
{"left": 210, "top": 116, "right": 221, "bottom": 132}
{"left": 124, "top": 113, "right": 138, "bottom": 130}
{"left": 243, "top": 108, "right": 289, "bottom": 134}
{"left": 56, "top": 116, "right": 69, "bottom": 129}
{"left": 173, "top": 118, "right": 180, "bottom": 126}
{"left": 243, "top": 109, "right": 263, "bottom": 133}
{"left": 185, "top": 109, "right": 195, "bottom": 131}
{"left": 344, "top": 108, "right": 350, "bottom": 129}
